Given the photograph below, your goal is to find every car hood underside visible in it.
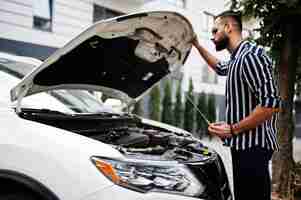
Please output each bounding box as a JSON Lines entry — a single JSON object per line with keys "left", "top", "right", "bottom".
{"left": 11, "top": 11, "right": 194, "bottom": 109}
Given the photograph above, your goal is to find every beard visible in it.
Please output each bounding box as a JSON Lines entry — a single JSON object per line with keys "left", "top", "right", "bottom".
{"left": 214, "top": 35, "right": 229, "bottom": 51}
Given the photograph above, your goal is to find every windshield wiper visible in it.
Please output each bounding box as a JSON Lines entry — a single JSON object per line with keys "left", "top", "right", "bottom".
{"left": 73, "top": 112, "right": 124, "bottom": 118}
{"left": 17, "top": 108, "right": 68, "bottom": 116}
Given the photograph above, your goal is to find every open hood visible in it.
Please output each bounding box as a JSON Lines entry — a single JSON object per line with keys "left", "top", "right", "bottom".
{"left": 11, "top": 11, "right": 194, "bottom": 110}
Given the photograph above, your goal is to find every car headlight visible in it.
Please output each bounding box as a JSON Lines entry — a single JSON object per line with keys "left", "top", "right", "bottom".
{"left": 91, "top": 156, "right": 205, "bottom": 197}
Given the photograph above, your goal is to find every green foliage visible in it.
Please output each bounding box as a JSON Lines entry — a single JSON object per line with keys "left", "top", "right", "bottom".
{"left": 132, "top": 100, "right": 144, "bottom": 116}
{"left": 196, "top": 92, "right": 209, "bottom": 138}
{"left": 233, "top": 0, "right": 301, "bottom": 49}
{"left": 231, "top": 0, "right": 301, "bottom": 98}
{"left": 174, "top": 80, "right": 183, "bottom": 128}
{"left": 184, "top": 78, "right": 195, "bottom": 132}
{"left": 207, "top": 93, "right": 216, "bottom": 140}
{"left": 149, "top": 85, "right": 161, "bottom": 121}
{"left": 161, "top": 81, "right": 174, "bottom": 125}
{"left": 232, "top": 0, "right": 301, "bottom": 96}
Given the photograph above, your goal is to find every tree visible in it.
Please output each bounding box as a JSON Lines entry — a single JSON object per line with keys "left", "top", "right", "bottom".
{"left": 174, "top": 80, "right": 183, "bottom": 128}
{"left": 161, "top": 81, "right": 174, "bottom": 125}
{"left": 184, "top": 78, "right": 195, "bottom": 132}
{"left": 231, "top": 0, "right": 301, "bottom": 198}
{"left": 196, "top": 92, "right": 209, "bottom": 138}
{"left": 149, "top": 85, "right": 161, "bottom": 121}
{"left": 207, "top": 93, "right": 216, "bottom": 123}
{"left": 207, "top": 93, "right": 216, "bottom": 139}
{"left": 273, "top": 22, "right": 300, "bottom": 200}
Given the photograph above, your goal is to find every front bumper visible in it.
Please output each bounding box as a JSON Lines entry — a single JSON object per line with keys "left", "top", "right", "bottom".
{"left": 82, "top": 154, "right": 232, "bottom": 200}
{"left": 82, "top": 185, "right": 207, "bottom": 200}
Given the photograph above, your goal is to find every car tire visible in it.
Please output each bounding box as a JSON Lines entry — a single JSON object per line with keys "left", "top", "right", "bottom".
{"left": 0, "top": 192, "right": 38, "bottom": 200}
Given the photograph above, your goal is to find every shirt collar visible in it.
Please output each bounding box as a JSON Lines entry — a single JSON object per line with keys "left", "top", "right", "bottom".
{"left": 230, "top": 40, "right": 248, "bottom": 60}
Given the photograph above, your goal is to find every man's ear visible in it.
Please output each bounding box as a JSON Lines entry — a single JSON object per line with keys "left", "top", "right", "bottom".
{"left": 224, "top": 23, "right": 231, "bottom": 34}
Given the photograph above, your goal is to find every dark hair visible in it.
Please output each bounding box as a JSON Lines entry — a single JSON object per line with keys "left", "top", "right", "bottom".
{"left": 214, "top": 10, "right": 242, "bottom": 31}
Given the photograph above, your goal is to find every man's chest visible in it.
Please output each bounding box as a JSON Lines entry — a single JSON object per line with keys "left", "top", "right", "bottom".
{"left": 226, "top": 58, "right": 243, "bottom": 85}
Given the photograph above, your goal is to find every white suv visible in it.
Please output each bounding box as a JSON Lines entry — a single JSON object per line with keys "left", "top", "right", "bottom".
{"left": 0, "top": 11, "right": 232, "bottom": 200}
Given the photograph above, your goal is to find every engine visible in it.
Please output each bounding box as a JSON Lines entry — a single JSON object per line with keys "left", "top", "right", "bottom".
{"left": 19, "top": 109, "right": 214, "bottom": 163}
{"left": 89, "top": 126, "right": 214, "bottom": 163}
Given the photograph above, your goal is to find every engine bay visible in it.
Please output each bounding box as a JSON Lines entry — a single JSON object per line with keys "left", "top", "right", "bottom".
{"left": 93, "top": 126, "right": 214, "bottom": 163}
{"left": 19, "top": 109, "right": 215, "bottom": 163}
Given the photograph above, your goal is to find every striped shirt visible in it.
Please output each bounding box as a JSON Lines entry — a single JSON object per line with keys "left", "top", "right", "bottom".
{"left": 215, "top": 41, "right": 281, "bottom": 151}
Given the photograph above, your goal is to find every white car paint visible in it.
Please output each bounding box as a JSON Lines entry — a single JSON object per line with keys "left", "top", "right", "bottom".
{"left": 0, "top": 106, "right": 122, "bottom": 199}
{"left": 0, "top": 11, "right": 201, "bottom": 200}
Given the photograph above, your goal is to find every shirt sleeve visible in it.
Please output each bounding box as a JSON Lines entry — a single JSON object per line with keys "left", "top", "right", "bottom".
{"left": 242, "top": 52, "right": 281, "bottom": 108}
{"left": 215, "top": 61, "right": 229, "bottom": 76}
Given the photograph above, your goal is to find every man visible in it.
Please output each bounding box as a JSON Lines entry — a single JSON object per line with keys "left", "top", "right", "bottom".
{"left": 191, "top": 11, "right": 281, "bottom": 200}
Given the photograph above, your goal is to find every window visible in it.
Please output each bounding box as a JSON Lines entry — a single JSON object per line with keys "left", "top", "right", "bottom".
{"left": 203, "top": 11, "right": 214, "bottom": 32}
{"left": 93, "top": 5, "right": 122, "bottom": 22}
{"left": 33, "top": 0, "right": 53, "bottom": 31}
{"left": 202, "top": 65, "right": 217, "bottom": 84}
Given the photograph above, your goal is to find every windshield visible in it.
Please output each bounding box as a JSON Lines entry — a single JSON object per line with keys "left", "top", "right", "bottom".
{"left": 0, "top": 60, "right": 115, "bottom": 114}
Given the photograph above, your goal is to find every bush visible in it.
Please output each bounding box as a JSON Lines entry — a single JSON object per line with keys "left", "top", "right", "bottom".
{"left": 174, "top": 80, "right": 183, "bottom": 128}
{"left": 149, "top": 86, "right": 161, "bottom": 121}
{"left": 184, "top": 78, "right": 195, "bottom": 132}
{"left": 207, "top": 93, "right": 216, "bottom": 123}
{"left": 196, "top": 92, "right": 209, "bottom": 138}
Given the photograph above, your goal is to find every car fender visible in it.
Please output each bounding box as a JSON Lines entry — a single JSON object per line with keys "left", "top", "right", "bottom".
{"left": 0, "top": 109, "right": 122, "bottom": 199}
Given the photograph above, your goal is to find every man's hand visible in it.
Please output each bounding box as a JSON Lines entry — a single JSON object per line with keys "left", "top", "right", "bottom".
{"left": 208, "top": 122, "right": 232, "bottom": 138}
{"left": 188, "top": 33, "right": 220, "bottom": 70}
